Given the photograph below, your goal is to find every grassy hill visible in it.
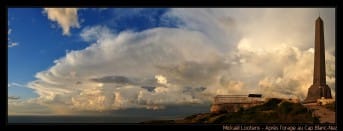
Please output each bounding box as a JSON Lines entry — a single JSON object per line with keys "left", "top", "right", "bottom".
{"left": 141, "top": 98, "right": 320, "bottom": 124}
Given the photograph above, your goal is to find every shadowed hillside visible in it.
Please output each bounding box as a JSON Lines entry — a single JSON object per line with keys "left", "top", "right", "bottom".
{"left": 141, "top": 98, "right": 320, "bottom": 124}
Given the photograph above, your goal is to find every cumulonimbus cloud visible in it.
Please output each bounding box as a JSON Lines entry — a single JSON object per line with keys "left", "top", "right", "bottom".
{"left": 13, "top": 8, "right": 335, "bottom": 114}
{"left": 43, "top": 8, "right": 80, "bottom": 36}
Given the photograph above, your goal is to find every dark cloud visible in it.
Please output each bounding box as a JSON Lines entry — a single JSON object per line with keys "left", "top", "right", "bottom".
{"left": 182, "top": 86, "right": 206, "bottom": 94}
{"left": 91, "top": 75, "right": 131, "bottom": 84}
{"left": 75, "top": 81, "right": 82, "bottom": 85}
{"left": 157, "top": 61, "right": 227, "bottom": 86}
{"left": 141, "top": 86, "right": 156, "bottom": 92}
{"left": 90, "top": 75, "right": 158, "bottom": 86}
{"left": 8, "top": 96, "right": 20, "bottom": 100}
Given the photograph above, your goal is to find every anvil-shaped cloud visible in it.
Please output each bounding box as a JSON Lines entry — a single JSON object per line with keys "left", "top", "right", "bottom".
{"left": 21, "top": 8, "right": 334, "bottom": 114}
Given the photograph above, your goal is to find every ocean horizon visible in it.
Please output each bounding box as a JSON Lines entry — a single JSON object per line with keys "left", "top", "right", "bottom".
{"left": 8, "top": 115, "right": 184, "bottom": 123}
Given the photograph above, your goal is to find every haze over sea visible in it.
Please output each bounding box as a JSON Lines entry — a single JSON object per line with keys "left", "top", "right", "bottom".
{"left": 8, "top": 104, "right": 209, "bottom": 123}
{"left": 8, "top": 115, "right": 180, "bottom": 123}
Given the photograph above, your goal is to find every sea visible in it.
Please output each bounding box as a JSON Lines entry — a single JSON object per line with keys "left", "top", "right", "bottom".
{"left": 8, "top": 115, "right": 181, "bottom": 123}
{"left": 8, "top": 104, "right": 210, "bottom": 123}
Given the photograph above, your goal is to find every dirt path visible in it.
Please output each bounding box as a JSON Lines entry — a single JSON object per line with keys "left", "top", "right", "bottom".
{"left": 303, "top": 103, "right": 335, "bottom": 123}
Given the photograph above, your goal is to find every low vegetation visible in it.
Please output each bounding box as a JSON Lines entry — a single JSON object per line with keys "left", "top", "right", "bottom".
{"left": 142, "top": 98, "right": 320, "bottom": 124}
{"left": 198, "top": 98, "right": 319, "bottom": 123}
{"left": 324, "top": 101, "right": 335, "bottom": 112}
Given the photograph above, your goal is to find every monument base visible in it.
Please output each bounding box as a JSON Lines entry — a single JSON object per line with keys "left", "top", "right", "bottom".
{"left": 304, "top": 84, "right": 332, "bottom": 103}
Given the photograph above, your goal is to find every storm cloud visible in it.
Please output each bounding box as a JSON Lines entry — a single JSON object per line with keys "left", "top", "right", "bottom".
{"left": 13, "top": 8, "right": 335, "bottom": 115}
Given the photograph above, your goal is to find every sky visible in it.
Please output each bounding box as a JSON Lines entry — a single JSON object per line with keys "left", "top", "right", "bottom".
{"left": 8, "top": 8, "right": 335, "bottom": 118}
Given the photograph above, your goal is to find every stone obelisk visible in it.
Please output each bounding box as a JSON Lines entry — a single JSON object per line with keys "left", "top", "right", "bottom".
{"left": 304, "top": 17, "right": 332, "bottom": 102}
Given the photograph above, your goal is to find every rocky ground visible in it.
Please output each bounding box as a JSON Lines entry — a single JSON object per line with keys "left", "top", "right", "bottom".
{"left": 141, "top": 98, "right": 321, "bottom": 124}
{"left": 303, "top": 103, "right": 336, "bottom": 123}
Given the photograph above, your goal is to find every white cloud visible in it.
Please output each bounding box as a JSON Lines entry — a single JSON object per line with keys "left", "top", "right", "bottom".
{"left": 8, "top": 28, "right": 19, "bottom": 48}
{"left": 155, "top": 75, "right": 168, "bottom": 85}
{"left": 8, "top": 82, "right": 26, "bottom": 88}
{"left": 80, "top": 25, "right": 114, "bottom": 42}
{"left": 8, "top": 42, "right": 19, "bottom": 48}
{"left": 27, "top": 27, "right": 216, "bottom": 113}
{"left": 235, "top": 40, "right": 335, "bottom": 100}
{"left": 18, "top": 8, "right": 335, "bottom": 114}
{"left": 43, "top": 8, "right": 80, "bottom": 36}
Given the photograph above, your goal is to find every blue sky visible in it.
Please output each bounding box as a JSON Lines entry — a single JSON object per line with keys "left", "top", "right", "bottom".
{"left": 8, "top": 8, "right": 335, "bottom": 118}
{"left": 8, "top": 8, "right": 174, "bottom": 99}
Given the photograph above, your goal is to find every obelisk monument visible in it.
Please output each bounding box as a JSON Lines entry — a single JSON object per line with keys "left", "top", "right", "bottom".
{"left": 304, "top": 17, "right": 332, "bottom": 102}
